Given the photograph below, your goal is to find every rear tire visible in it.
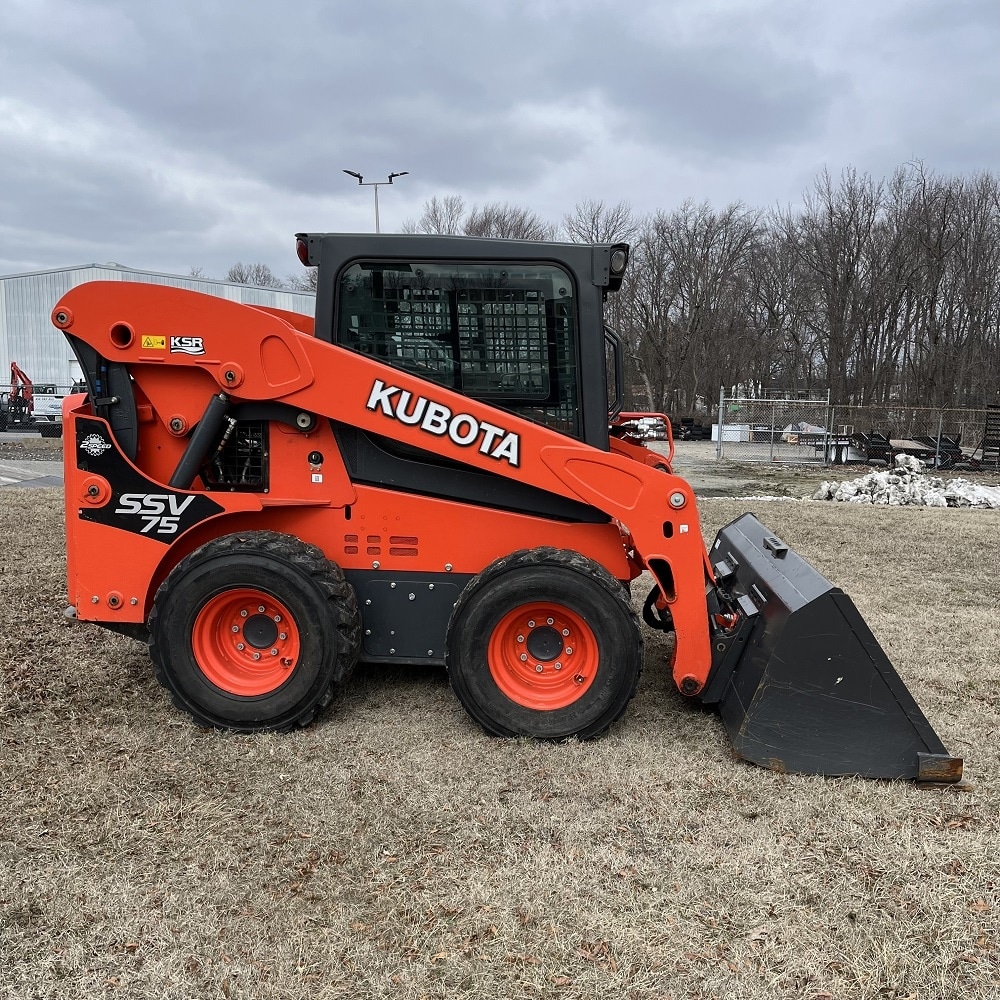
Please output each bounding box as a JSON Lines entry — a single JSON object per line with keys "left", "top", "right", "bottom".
{"left": 149, "top": 531, "right": 361, "bottom": 731}
{"left": 447, "top": 548, "right": 642, "bottom": 739}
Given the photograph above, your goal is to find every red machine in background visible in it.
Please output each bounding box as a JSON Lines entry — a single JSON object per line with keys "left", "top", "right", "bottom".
{"left": 10, "top": 362, "right": 34, "bottom": 417}
{"left": 0, "top": 362, "right": 35, "bottom": 429}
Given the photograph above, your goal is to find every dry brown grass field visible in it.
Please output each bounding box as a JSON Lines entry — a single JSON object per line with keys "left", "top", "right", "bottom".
{"left": 1, "top": 477, "right": 998, "bottom": 999}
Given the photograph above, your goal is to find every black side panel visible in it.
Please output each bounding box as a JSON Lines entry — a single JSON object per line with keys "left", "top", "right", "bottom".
{"left": 346, "top": 570, "right": 473, "bottom": 665}
{"left": 66, "top": 335, "right": 139, "bottom": 461}
{"left": 75, "top": 417, "right": 223, "bottom": 543}
{"left": 333, "top": 423, "right": 610, "bottom": 524}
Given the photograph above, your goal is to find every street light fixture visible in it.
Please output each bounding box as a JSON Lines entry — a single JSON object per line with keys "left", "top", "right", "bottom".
{"left": 342, "top": 169, "right": 409, "bottom": 234}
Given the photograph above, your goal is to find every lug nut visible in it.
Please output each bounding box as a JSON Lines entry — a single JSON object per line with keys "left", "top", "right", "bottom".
{"left": 231, "top": 626, "right": 239, "bottom": 633}
{"left": 535, "top": 664, "right": 543, "bottom": 673}
{"left": 520, "top": 654, "right": 528, "bottom": 662}
{"left": 240, "top": 610, "right": 248, "bottom": 617}
{"left": 574, "top": 674, "right": 585, "bottom": 684}
{"left": 236, "top": 643, "right": 245, "bottom": 651}
{"left": 270, "top": 649, "right": 278, "bottom": 656}
{"left": 253, "top": 652, "right": 261, "bottom": 661}
{"left": 279, "top": 632, "right": 287, "bottom": 640}
{"left": 562, "top": 629, "right": 570, "bottom": 637}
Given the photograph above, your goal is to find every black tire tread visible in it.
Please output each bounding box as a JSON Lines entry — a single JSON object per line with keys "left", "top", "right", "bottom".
{"left": 447, "top": 547, "right": 642, "bottom": 740}
{"left": 148, "top": 530, "right": 361, "bottom": 731}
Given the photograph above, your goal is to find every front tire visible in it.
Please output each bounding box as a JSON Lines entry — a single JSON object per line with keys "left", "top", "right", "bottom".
{"left": 149, "top": 531, "right": 361, "bottom": 731}
{"left": 447, "top": 548, "right": 642, "bottom": 740}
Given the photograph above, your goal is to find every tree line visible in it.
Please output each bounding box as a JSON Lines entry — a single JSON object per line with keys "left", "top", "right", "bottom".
{"left": 210, "top": 163, "right": 1000, "bottom": 413}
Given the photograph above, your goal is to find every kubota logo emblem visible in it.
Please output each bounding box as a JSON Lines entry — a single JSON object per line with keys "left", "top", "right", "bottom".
{"left": 366, "top": 379, "right": 520, "bottom": 467}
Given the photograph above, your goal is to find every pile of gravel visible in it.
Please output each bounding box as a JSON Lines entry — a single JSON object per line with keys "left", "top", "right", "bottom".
{"left": 812, "top": 454, "right": 1000, "bottom": 508}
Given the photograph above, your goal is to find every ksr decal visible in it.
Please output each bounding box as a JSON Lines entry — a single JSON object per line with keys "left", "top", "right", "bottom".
{"left": 170, "top": 336, "right": 205, "bottom": 355}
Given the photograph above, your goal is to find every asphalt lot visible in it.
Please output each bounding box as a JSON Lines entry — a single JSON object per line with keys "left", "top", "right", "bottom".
{"left": 0, "top": 432, "right": 64, "bottom": 488}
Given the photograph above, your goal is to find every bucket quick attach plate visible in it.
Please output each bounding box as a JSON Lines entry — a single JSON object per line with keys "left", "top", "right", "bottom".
{"left": 701, "top": 513, "right": 963, "bottom": 783}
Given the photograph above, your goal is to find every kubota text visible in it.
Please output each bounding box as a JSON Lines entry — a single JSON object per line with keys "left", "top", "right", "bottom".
{"left": 365, "top": 379, "right": 520, "bottom": 466}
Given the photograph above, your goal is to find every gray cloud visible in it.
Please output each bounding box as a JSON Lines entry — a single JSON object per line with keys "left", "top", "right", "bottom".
{"left": 1, "top": 0, "right": 999, "bottom": 278}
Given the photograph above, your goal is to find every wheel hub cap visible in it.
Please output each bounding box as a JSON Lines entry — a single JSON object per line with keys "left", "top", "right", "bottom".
{"left": 192, "top": 589, "right": 300, "bottom": 696}
{"left": 488, "top": 602, "right": 597, "bottom": 710}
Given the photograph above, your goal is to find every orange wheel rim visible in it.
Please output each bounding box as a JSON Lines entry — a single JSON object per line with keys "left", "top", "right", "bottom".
{"left": 192, "top": 588, "right": 300, "bottom": 696}
{"left": 487, "top": 602, "right": 597, "bottom": 710}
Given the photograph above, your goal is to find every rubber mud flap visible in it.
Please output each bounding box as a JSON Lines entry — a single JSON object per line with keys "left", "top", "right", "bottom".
{"left": 703, "top": 513, "right": 963, "bottom": 782}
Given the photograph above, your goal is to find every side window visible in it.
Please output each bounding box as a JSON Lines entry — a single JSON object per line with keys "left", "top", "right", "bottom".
{"left": 337, "top": 260, "right": 580, "bottom": 436}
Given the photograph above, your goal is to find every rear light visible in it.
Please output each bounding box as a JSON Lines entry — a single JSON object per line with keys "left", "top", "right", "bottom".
{"left": 295, "top": 237, "right": 310, "bottom": 266}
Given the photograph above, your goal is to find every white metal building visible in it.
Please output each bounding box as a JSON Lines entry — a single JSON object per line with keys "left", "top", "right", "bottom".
{"left": 1, "top": 264, "right": 316, "bottom": 391}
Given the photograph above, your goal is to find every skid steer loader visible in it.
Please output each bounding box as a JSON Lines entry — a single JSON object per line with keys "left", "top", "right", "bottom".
{"left": 52, "top": 233, "right": 962, "bottom": 782}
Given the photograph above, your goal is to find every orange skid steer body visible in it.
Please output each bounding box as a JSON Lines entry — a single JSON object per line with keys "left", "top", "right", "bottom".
{"left": 53, "top": 233, "right": 962, "bottom": 782}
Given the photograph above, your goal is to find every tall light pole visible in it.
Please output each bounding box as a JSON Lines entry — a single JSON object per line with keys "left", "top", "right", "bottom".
{"left": 342, "top": 170, "right": 409, "bottom": 233}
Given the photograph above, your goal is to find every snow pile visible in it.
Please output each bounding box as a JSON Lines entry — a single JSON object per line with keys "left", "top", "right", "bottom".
{"left": 812, "top": 455, "right": 1000, "bottom": 508}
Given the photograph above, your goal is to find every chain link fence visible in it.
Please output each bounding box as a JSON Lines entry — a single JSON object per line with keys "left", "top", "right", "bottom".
{"left": 715, "top": 391, "right": 832, "bottom": 464}
{"left": 715, "top": 393, "right": 997, "bottom": 469}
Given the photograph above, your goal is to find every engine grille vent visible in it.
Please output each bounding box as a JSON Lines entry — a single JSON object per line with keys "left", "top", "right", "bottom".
{"left": 203, "top": 420, "right": 269, "bottom": 492}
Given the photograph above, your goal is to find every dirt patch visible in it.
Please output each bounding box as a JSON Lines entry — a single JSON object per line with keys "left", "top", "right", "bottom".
{"left": 0, "top": 434, "right": 64, "bottom": 463}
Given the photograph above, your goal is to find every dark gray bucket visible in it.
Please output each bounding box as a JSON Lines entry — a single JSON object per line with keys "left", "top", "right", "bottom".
{"left": 700, "top": 513, "right": 962, "bottom": 783}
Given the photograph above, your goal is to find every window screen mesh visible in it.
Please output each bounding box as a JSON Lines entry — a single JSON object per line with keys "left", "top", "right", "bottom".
{"left": 338, "top": 262, "right": 580, "bottom": 436}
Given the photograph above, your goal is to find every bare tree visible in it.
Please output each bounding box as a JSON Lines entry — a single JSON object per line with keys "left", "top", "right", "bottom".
{"left": 225, "top": 262, "right": 284, "bottom": 288}
{"left": 462, "top": 202, "right": 556, "bottom": 241}
{"left": 563, "top": 200, "right": 638, "bottom": 245}
{"left": 402, "top": 195, "right": 468, "bottom": 235}
{"left": 286, "top": 268, "right": 319, "bottom": 292}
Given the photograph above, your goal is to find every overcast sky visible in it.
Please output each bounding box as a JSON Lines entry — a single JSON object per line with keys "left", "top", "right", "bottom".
{"left": 2, "top": 0, "right": 999, "bottom": 283}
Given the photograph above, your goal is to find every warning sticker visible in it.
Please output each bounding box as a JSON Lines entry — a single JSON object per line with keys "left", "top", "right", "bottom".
{"left": 141, "top": 336, "right": 166, "bottom": 350}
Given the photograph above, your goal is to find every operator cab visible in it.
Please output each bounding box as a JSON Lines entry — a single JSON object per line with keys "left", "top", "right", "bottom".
{"left": 297, "top": 233, "right": 629, "bottom": 452}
